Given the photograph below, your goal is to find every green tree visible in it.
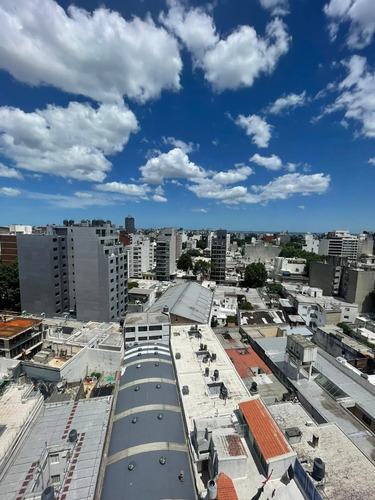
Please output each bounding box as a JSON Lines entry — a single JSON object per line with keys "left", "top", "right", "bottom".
{"left": 244, "top": 262, "right": 268, "bottom": 288}
{"left": 193, "top": 259, "right": 211, "bottom": 279}
{"left": 128, "top": 281, "right": 139, "bottom": 290}
{"left": 0, "top": 260, "right": 21, "bottom": 312}
{"left": 187, "top": 249, "right": 201, "bottom": 257}
{"left": 196, "top": 239, "right": 206, "bottom": 250}
{"left": 177, "top": 253, "right": 193, "bottom": 272}
{"left": 240, "top": 301, "right": 254, "bottom": 311}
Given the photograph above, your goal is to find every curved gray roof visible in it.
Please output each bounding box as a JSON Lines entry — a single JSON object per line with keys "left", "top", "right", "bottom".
{"left": 101, "top": 342, "right": 196, "bottom": 500}
{"left": 148, "top": 282, "right": 213, "bottom": 324}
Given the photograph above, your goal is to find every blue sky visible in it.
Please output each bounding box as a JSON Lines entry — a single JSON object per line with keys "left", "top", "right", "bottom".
{"left": 0, "top": 0, "right": 374, "bottom": 232}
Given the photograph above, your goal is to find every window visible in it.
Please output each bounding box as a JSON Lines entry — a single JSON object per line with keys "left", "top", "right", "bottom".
{"left": 363, "top": 414, "right": 372, "bottom": 426}
{"left": 53, "top": 256, "right": 58, "bottom": 260}
{"left": 50, "top": 454, "right": 59, "bottom": 463}
{"left": 149, "top": 335, "right": 163, "bottom": 340}
{"left": 125, "top": 327, "right": 135, "bottom": 333}
{"left": 54, "top": 274, "right": 59, "bottom": 279}
{"left": 149, "top": 325, "right": 162, "bottom": 331}
{"left": 344, "top": 315, "right": 349, "bottom": 319}
{"left": 53, "top": 238, "right": 57, "bottom": 242}
{"left": 138, "top": 336, "right": 147, "bottom": 341}
{"left": 54, "top": 265, "right": 58, "bottom": 269}
{"left": 138, "top": 326, "right": 147, "bottom": 332}
{"left": 126, "top": 337, "right": 135, "bottom": 342}
{"left": 50, "top": 474, "right": 60, "bottom": 484}
{"left": 53, "top": 247, "right": 58, "bottom": 251}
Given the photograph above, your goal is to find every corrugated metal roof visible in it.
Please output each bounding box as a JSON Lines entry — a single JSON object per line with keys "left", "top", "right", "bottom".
{"left": 239, "top": 399, "right": 291, "bottom": 461}
{"left": 148, "top": 282, "right": 213, "bottom": 324}
{"left": 101, "top": 342, "right": 196, "bottom": 500}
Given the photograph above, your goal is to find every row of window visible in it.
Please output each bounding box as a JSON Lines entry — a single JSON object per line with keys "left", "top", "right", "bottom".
{"left": 125, "top": 325, "right": 162, "bottom": 333}
{"left": 126, "top": 335, "right": 163, "bottom": 342}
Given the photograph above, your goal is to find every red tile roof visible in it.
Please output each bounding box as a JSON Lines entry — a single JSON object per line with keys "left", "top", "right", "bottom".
{"left": 239, "top": 399, "right": 291, "bottom": 460}
{"left": 217, "top": 472, "right": 238, "bottom": 500}
{"left": 225, "top": 348, "right": 271, "bottom": 378}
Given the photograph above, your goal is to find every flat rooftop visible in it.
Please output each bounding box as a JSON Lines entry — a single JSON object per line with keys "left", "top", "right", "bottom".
{"left": 170, "top": 324, "right": 250, "bottom": 428}
{"left": 125, "top": 311, "right": 169, "bottom": 326}
{"left": 0, "top": 384, "right": 43, "bottom": 462}
{"left": 239, "top": 309, "right": 286, "bottom": 326}
{"left": 0, "top": 317, "right": 41, "bottom": 339}
{"left": 254, "top": 336, "right": 375, "bottom": 463}
{"left": 269, "top": 402, "right": 375, "bottom": 500}
{"left": 0, "top": 397, "right": 111, "bottom": 499}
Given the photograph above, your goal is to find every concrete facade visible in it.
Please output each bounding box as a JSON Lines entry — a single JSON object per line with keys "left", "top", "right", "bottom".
{"left": 18, "top": 225, "right": 128, "bottom": 322}
{"left": 339, "top": 266, "right": 375, "bottom": 313}
{"left": 211, "top": 230, "right": 227, "bottom": 283}
{"left": 155, "top": 227, "right": 176, "bottom": 280}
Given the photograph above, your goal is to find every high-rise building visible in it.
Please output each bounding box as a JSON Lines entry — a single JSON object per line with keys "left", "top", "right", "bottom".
{"left": 211, "top": 229, "right": 227, "bottom": 283}
{"left": 17, "top": 224, "right": 128, "bottom": 322}
{"left": 155, "top": 227, "right": 176, "bottom": 280}
{"left": 125, "top": 215, "right": 135, "bottom": 234}
{"left": 318, "top": 230, "right": 372, "bottom": 260}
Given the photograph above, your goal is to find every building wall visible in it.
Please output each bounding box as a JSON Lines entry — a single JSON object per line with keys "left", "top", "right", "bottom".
{"left": 0, "top": 235, "right": 17, "bottom": 263}
{"left": 211, "top": 230, "right": 227, "bottom": 284}
{"left": 244, "top": 243, "right": 281, "bottom": 263}
{"left": 17, "top": 234, "right": 69, "bottom": 317}
{"left": 340, "top": 267, "right": 375, "bottom": 313}
{"left": 309, "top": 262, "right": 336, "bottom": 295}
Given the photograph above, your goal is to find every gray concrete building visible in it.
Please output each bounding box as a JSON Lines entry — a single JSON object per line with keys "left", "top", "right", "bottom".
{"left": 339, "top": 266, "right": 375, "bottom": 313}
{"left": 155, "top": 227, "right": 176, "bottom": 280}
{"left": 17, "top": 224, "right": 128, "bottom": 322}
{"left": 211, "top": 229, "right": 227, "bottom": 283}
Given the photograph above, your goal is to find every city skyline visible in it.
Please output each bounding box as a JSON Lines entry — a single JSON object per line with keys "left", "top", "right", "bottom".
{"left": 0, "top": 0, "right": 374, "bottom": 232}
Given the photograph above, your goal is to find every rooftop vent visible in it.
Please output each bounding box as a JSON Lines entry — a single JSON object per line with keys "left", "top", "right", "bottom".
{"left": 175, "top": 352, "right": 181, "bottom": 359}
{"left": 68, "top": 429, "right": 77, "bottom": 443}
{"left": 41, "top": 487, "right": 55, "bottom": 500}
{"left": 182, "top": 385, "right": 189, "bottom": 395}
{"left": 312, "top": 458, "right": 325, "bottom": 481}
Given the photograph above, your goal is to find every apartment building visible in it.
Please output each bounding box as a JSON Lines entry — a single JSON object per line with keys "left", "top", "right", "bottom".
{"left": 17, "top": 224, "right": 128, "bottom": 322}
{"left": 211, "top": 229, "right": 227, "bottom": 283}
{"left": 319, "top": 230, "right": 373, "bottom": 260}
{"left": 155, "top": 227, "right": 176, "bottom": 280}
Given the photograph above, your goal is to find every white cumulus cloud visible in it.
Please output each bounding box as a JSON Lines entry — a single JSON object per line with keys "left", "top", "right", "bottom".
{"left": 212, "top": 165, "right": 254, "bottom": 184}
{"left": 235, "top": 115, "right": 272, "bottom": 148}
{"left": 250, "top": 153, "right": 282, "bottom": 170}
{"left": 162, "top": 136, "right": 198, "bottom": 153}
{"left": 0, "top": 101, "right": 138, "bottom": 182}
{"left": 252, "top": 173, "right": 331, "bottom": 201}
{"left": 267, "top": 91, "right": 307, "bottom": 114}
{"left": 0, "top": 163, "right": 23, "bottom": 180}
{"left": 320, "top": 55, "right": 375, "bottom": 138}
{"left": 259, "top": 0, "right": 290, "bottom": 16}
{"left": 140, "top": 148, "right": 206, "bottom": 184}
{"left": 369, "top": 158, "right": 375, "bottom": 164}
{"left": 161, "top": 2, "right": 290, "bottom": 91}
{"left": 324, "top": 0, "right": 375, "bottom": 49}
{"left": 0, "top": 187, "right": 21, "bottom": 197}
{"left": 94, "top": 182, "right": 151, "bottom": 198}
{"left": 0, "top": 0, "right": 182, "bottom": 103}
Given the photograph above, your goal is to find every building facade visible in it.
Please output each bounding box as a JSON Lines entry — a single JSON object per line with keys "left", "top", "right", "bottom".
{"left": 125, "top": 215, "right": 135, "bottom": 234}
{"left": 211, "top": 230, "right": 227, "bottom": 284}
{"left": 155, "top": 227, "right": 176, "bottom": 280}
{"left": 17, "top": 224, "right": 128, "bottom": 322}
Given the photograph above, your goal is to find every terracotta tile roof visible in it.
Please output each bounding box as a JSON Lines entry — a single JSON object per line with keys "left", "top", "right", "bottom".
{"left": 217, "top": 472, "right": 238, "bottom": 500}
{"left": 239, "top": 399, "right": 291, "bottom": 460}
{"left": 225, "top": 348, "right": 272, "bottom": 378}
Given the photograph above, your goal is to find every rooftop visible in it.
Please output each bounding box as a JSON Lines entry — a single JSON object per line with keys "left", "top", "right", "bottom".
{"left": 149, "top": 282, "right": 213, "bottom": 324}
{"left": 0, "top": 317, "right": 41, "bottom": 339}
{"left": 239, "top": 399, "right": 292, "bottom": 460}
{"left": 239, "top": 309, "right": 286, "bottom": 326}
{"left": 0, "top": 397, "right": 111, "bottom": 499}
{"left": 124, "top": 311, "right": 169, "bottom": 326}
{"left": 269, "top": 402, "right": 375, "bottom": 500}
{"left": 225, "top": 348, "right": 271, "bottom": 378}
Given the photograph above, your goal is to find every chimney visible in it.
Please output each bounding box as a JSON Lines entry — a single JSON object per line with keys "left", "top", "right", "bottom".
{"left": 312, "top": 434, "right": 319, "bottom": 448}
{"left": 207, "top": 479, "right": 217, "bottom": 500}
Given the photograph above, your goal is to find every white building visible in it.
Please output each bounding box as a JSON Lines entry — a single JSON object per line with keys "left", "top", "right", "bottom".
{"left": 302, "top": 233, "right": 319, "bottom": 254}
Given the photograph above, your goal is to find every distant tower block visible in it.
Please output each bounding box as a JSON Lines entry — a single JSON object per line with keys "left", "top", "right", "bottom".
{"left": 125, "top": 215, "right": 135, "bottom": 234}
{"left": 286, "top": 334, "right": 317, "bottom": 382}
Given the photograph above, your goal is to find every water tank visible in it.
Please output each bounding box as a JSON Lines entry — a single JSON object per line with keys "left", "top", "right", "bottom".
{"left": 213, "top": 369, "right": 219, "bottom": 381}
{"left": 205, "top": 367, "right": 209, "bottom": 377}
{"left": 250, "top": 381, "right": 258, "bottom": 393}
{"left": 68, "top": 429, "right": 78, "bottom": 443}
{"left": 41, "top": 487, "right": 55, "bottom": 500}
{"left": 312, "top": 458, "right": 325, "bottom": 481}
{"left": 163, "top": 305, "right": 169, "bottom": 313}
{"left": 207, "top": 479, "right": 217, "bottom": 500}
